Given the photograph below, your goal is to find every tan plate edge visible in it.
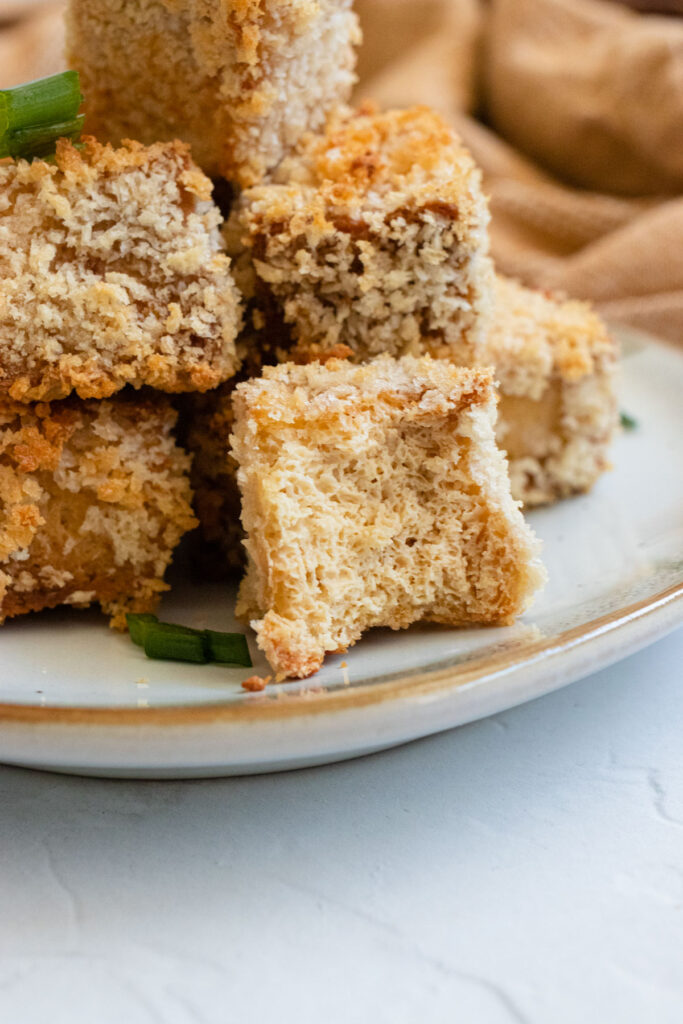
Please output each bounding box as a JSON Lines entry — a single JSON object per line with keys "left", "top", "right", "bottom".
{"left": 1, "top": 581, "right": 682, "bottom": 728}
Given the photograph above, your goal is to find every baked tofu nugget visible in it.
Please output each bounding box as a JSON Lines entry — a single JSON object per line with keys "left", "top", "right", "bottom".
{"left": 0, "top": 137, "right": 242, "bottom": 403}
{"left": 228, "top": 105, "right": 494, "bottom": 363}
{"left": 0, "top": 395, "right": 197, "bottom": 626}
{"left": 486, "top": 277, "right": 618, "bottom": 506}
{"left": 66, "top": 0, "right": 360, "bottom": 187}
{"left": 233, "top": 356, "right": 545, "bottom": 679}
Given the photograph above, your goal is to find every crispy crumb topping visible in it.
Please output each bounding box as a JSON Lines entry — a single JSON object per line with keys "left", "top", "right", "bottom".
{"left": 0, "top": 136, "right": 242, "bottom": 403}
{"left": 486, "top": 275, "right": 618, "bottom": 398}
{"left": 228, "top": 105, "right": 494, "bottom": 360}
{"left": 67, "top": 0, "right": 360, "bottom": 185}
{"left": 0, "top": 395, "right": 196, "bottom": 624}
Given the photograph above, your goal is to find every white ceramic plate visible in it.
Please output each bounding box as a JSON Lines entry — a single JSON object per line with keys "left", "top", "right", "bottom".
{"left": 1, "top": 327, "right": 682, "bottom": 778}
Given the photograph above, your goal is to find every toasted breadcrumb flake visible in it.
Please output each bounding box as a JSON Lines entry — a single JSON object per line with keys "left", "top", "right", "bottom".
{"left": 66, "top": 0, "right": 360, "bottom": 186}
{"left": 0, "top": 395, "right": 197, "bottom": 625}
{"left": 232, "top": 355, "right": 545, "bottom": 680}
{"left": 0, "top": 137, "right": 242, "bottom": 403}
{"left": 241, "top": 674, "right": 271, "bottom": 692}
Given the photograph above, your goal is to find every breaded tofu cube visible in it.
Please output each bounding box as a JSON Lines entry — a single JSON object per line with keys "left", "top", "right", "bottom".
{"left": 0, "top": 137, "right": 242, "bottom": 403}
{"left": 66, "top": 0, "right": 360, "bottom": 187}
{"left": 232, "top": 356, "right": 545, "bottom": 679}
{"left": 0, "top": 395, "right": 197, "bottom": 626}
{"left": 228, "top": 105, "right": 494, "bottom": 364}
{"left": 486, "top": 277, "right": 618, "bottom": 506}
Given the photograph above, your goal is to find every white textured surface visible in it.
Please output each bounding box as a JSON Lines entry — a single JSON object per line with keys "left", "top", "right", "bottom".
{"left": 1, "top": 628, "right": 682, "bottom": 1023}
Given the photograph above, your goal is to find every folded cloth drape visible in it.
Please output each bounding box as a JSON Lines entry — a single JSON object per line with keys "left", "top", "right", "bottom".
{"left": 357, "top": 0, "right": 683, "bottom": 344}
{"left": 2, "top": 0, "right": 682, "bottom": 343}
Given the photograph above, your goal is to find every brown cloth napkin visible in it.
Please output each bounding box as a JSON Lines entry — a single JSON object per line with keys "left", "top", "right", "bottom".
{"left": 357, "top": 0, "right": 683, "bottom": 344}
{"left": 3, "top": 0, "right": 682, "bottom": 342}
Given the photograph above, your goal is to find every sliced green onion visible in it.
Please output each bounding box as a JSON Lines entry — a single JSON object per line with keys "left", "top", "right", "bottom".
{"left": 126, "top": 613, "right": 159, "bottom": 647}
{"left": 204, "top": 629, "right": 252, "bottom": 667}
{"left": 144, "top": 624, "right": 209, "bottom": 664}
{"left": 0, "top": 71, "right": 84, "bottom": 161}
{"left": 8, "top": 115, "right": 85, "bottom": 159}
{"left": 0, "top": 71, "right": 82, "bottom": 134}
{"left": 127, "top": 614, "right": 252, "bottom": 670}
{"left": 620, "top": 411, "right": 638, "bottom": 431}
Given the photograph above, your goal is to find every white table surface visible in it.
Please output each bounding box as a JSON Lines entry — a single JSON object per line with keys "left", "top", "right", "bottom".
{"left": 1, "top": 627, "right": 682, "bottom": 1024}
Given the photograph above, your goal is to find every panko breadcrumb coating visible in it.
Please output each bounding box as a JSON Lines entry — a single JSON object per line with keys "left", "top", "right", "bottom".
{"left": 227, "top": 105, "right": 494, "bottom": 363}
{"left": 0, "top": 395, "right": 197, "bottom": 626}
{"left": 232, "top": 356, "right": 545, "bottom": 680}
{"left": 488, "top": 277, "right": 618, "bottom": 506}
{"left": 0, "top": 137, "right": 242, "bottom": 403}
{"left": 66, "top": 0, "right": 360, "bottom": 187}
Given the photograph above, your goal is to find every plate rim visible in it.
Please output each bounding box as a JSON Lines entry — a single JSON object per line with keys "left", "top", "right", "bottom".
{"left": 2, "top": 325, "right": 682, "bottom": 735}
{"left": 2, "top": 580, "right": 681, "bottom": 728}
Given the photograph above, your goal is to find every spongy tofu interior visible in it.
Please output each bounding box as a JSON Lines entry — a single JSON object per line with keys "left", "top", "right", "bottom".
{"left": 233, "top": 356, "right": 545, "bottom": 679}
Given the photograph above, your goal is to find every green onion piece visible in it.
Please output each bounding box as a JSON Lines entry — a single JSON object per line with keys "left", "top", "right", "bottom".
{"left": 0, "top": 71, "right": 82, "bottom": 135}
{"left": 144, "top": 624, "right": 209, "bottom": 664}
{"left": 5, "top": 115, "right": 85, "bottom": 160}
{"left": 126, "top": 613, "right": 159, "bottom": 647}
{"left": 204, "top": 630, "right": 252, "bottom": 667}
{"left": 0, "top": 71, "right": 84, "bottom": 160}
{"left": 127, "top": 614, "right": 252, "bottom": 669}
{"left": 620, "top": 411, "right": 638, "bottom": 431}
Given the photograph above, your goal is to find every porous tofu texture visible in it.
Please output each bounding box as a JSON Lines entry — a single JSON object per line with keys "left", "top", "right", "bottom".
{"left": 488, "top": 276, "right": 618, "bottom": 506}
{"left": 66, "top": 0, "right": 360, "bottom": 187}
{"left": 0, "top": 137, "right": 242, "bottom": 403}
{"left": 227, "top": 105, "right": 494, "bottom": 364}
{"left": 0, "top": 395, "right": 197, "bottom": 626}
{"left": 233, "top": 356, "right": 545, "bottom": 679}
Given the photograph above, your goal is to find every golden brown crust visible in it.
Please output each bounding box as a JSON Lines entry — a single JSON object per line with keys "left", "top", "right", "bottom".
{"left": 0, "top": 137, "right": 242, "bottom": 403}
{"left": 487, "top": 276, "right": 619, "bottom": 506}
{"left": 0, "top": 395, "right": 197, "bottom": 626}
{"left": 66, "top": 0, "right": 360, "bottom": 186}
{"left": 227, "top": 104, "right": 494, "bottom": 362}
{"left": 486, "top": 275, "right": 617, "bottom": 395}
{"left": 232, "top": 355, "right": 545, "bottom": 680}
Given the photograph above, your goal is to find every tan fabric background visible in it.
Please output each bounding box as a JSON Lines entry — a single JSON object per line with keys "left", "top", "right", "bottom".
{"left": 2, "top": 0, "right": 682, "bottom": 342}
{"left": 356, "top": 0, "right": 683, "bottom": 344}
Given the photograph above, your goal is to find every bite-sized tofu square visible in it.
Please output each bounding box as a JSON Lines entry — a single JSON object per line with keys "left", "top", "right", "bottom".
{"left": 0, "top": 137, "right": 242, "bottom": 403}
{"left": 228, "top": 105, "right": 494, "bottom": 364}
{"left": 0, "top": 395, "right": 197, "bottom": 626}
{"left": 486, "top": 276, "right": 618, "bottom": 506}
{"left": 233, "top": 356, "right": 545, "bottom": 679}
{"left": 66, "top": 0, "right": 360, "bottom": 187}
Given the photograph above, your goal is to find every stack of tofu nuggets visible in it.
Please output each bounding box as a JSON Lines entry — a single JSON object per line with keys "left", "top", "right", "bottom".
{"left": 0, "top": 0, "right": 618, "bottom": 680}
{"left": 0, "top": 138, "right": 242, "bottom": 625}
